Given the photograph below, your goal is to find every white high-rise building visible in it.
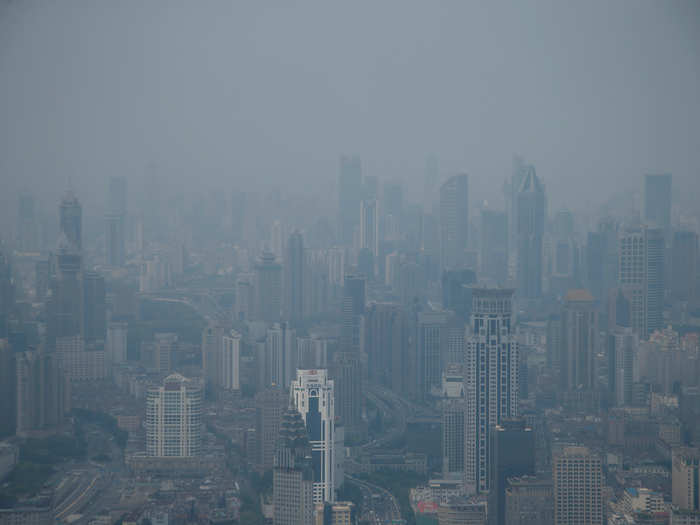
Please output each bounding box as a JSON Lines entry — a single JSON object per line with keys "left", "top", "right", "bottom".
{"left": 264, "top": 323, "right": 297, "bottom": 388}
{"left": 464, "top": 288, "right": 519, "bottom": 494}
{"left": 222, "top": 330, "right": 241, "bottom": 391}
{"left": 290, "top": 369, "right": 336, "bottom": 503}
{"left": 146, "top": 373, "right": 202, "bottom": 457}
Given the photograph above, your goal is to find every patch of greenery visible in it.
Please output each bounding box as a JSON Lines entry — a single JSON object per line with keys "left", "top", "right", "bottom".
{"left": 73, "top": 408, "right": 128, "bottom": 449}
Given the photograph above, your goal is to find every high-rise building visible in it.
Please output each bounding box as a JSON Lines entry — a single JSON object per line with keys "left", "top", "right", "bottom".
{"left": 315, "top": 501, "right": 357, "bottom": 525}
{"left": 338, "top": 156, "right": 362, "bottom": 245}
{"left": 360, "top": 199, "right": 379, "bottom": 261}
{"left": 0, "top": 341, "right": 17, "bottom": 438}
{"left": 15, "top": 350, "right": 70, "bottom": 436}
{"left": 418, "top": 311, "right": 450, "bottom": 398}
{"left": 154, "top": 332, "right": 177, "bottom": 374}
{"left": 672, "top": 447, "right": 700, "bottom": 513}
{"left": 256, "top": 386, "right": 287, "bottom": 471}
{"left": 464, "top": 288, "right": 519, "bottom": 494}
{"left": 297, "top": 336, "right": 328, "bottom": 370}
{"left": 442, "top": 365, "right": 466, "bottom": 478}
{"left": 83, "top": 271, "right": 106, "bottom": 344}
{"left": 516, "top": 166, "right": 545, "bottom": 300}
{"left": 291, "top": 369, "right": 336, "bottom": 503}
{"left": 481, "top": 209, "right": 508, "bottom": 285}
{"left": 439, "top": 174, "right": 469, "bottom": 271}
{"left": 619, "top": 226, "right": 665, "bottom": 338}
{"left": 202, "top": 323, "right": 223, "bottom": 396}
{"left": 48, "top": 243, "right": 83, "bottom": 344}
{"left": 608, "top": 327, "right": 638, "bottom": 407}
{"left": 255, "top": 251, "right": 283, "bottom": 322}
{"left": 56, "top": 335, "right": 106, "bottom": 381}
{"left": 284, "top": 231, "right": 305, "bottom": 322}
{"left": 273, "top": 407, "right": 315, "bottom": 525}
{"left": 263, "top": 323, "right": 297, "bottom": 389}
{"left": 442, "top": 269, "right": 476, "bottom": 319}
{"left": 505, "top": 475, "right": 554, "bottom": 525}
{"left": 222, "top": 330, "right": 241, "bottom": 391}
{"left": 146, "top": 373, "right": 202, "bottom": 457}
{"left": 553, "top": 446, "right": 603, "bottom": 525}
{"left": 60, "top": 189, "right": 82, "bottom": 251}
{"left": 235, "top": 273, "right": 255, "bottom": 321}
{"left": 672, "top": 231, "right": 698, "bottom": 302}
{"left": 365, "top": 302, "right": 409, "bottom": 394}
{"left": 105, "top": 176, "right": 127, "bottom": 266}
{"left": 488, "top": 419, "right": 535, "bottom": 525}
{"left": 559, "top": 290, "right": 598, "bottom": 393}
{"left": 643, "top": 173, "right": 672, "bottom": 234}
{"left": 17, "top": 192, "right": 38, "bottom": 252}
{"left": 106, "top": 322, "right": 128, "bottom": 365}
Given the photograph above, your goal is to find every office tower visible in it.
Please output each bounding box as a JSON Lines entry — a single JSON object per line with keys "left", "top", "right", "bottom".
{"left": 106, "top": 322, "right": 128, "bottom": 365}
{"left": 235, "top": 273, "right": 255, "bottom": 321}
{"left": 222, "top": 330, "right": 241, "bottom": 391}
{"left": 418, "top": 311, "right": 449, "bottom": 398}
{"left": 291, "top": 369, "right": 336, "bottom": 503}
{"left": 338, "top": 156, "right": 362, "bottom": 245}
{"left": 0, "top": 341, "right": 17, "bottom": 438}
{"left": 56, "top": 335, "right": 107, "bottom": 381}
{"left": 342, "top": 274, "right": 366, "bottom": 345}
{"left": 60, "top": 189, "right": 82, "bottom": 251}
{"left": 255, "top": 251, "right": 283, "bottom": 322}
{"left": 297, "top": 336, "right": 328, "bottom": 370}
{"left": 619, "top": 226, "right": 665, "bottom": 338}
{"left": 105, "top": 176, "right": 127, "bottom": 266}
{"left": 439, "top": 174, "right": 469, "bottom": 271}
{"left": 481, "top": 209, "right": 508, "bottom": 284}
{"left": 559, "top": 290, "right": 598, "bottom": 392}
{"left": 360, "top": 199, "right": 379, "bottom": 260}
{"left": 489, "top": 419, "right": 535, "bottom": 525}
{"left": 15, "top": 350, "right": 69, "bottom": 436}
{"left": 608, "top": 327, "right": 638, "bottom": 407}
{"left": 516, "top": 166, "right": 545, "bottom": 300}
{"left": 442, "top": 364, "right": 466, "bottom": 477}
{"left": 154, "top": 332, "right": 177, "bottom": 373}
{"left": 553, "top": 446, "right": 603, "bottom": 525}
{"left": 17, "top": 192, "right": 37, "bottom": 252}
{"left": 0, "top": 246, "right": 13, "bottom": 337}
{"left": 506, "top": 156, "right": 527, "bottom": 263}
{"left": 284, "top": 231, "right": 305, "bottom": 322}
{"left": 82, "top": 271, "right": 106, "bottom": 344}
{"left": 672, "top": 447, "right": 700, "bottom": 514}
{"left": 146, "top": 373, "right": 202, "bottom": 457}
{"left": 263, "top": 323, "right": 297, "bottom": 389}
{"left": 256, "top": 386, "right": 288, "bottom": 471}
{"left": 442, "top": 268, "right": 476, "bottom": 319}
{"left": 643, "top": 173, "right": 672, "bottom": 234}
{"left": 464, "top": 288, "right": 519, "bottom": 494}
{"left": 382, "top": 181, "right": 403, "bottom": 242}
{"left": 35, "top": 259, "right": 50, "bottom": 302}
{"left": 273, "top": 407, "right": 315, "bottom": 525}
{"left": 202, "top": 323, "right": 223, "bottom": 395}
{"left": 505, "top": 475, "right": 554, "bottom": 525}
{"left": 672, "top": 230, "right": 698, "bottom": 302}
{"left": 365, "top": 302, "right": 409, "bottom": 394}
{"left": 48, "top": 240, "right": 83, "bottom": 344}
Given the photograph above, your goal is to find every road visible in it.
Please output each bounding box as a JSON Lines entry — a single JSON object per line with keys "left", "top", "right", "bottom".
{"left": 346, "top": 474, "right": 402, "bottom": 524}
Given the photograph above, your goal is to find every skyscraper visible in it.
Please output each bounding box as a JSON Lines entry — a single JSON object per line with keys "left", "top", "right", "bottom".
{"left": 255, "top": 251, "right": 283, "bottom": 322}
{"left": 291, "top": 369, "right": 336, "bottom": 503}
{"left": 418, "top": 310, "right": 449, "bottom": 398}
{"left": 671, "top": 230, "right": 698, "bottom": 302}
{"left": 488, "top": 419, "right": 535, "bottom": 525}
{"left": 464, "top": 288, "right": 519, "bottom": 494}
{"left": 360, "top": 199, "right": 379, "bottom": 259}
{"left": 48, "top": 239, "right": 83, "bottom": 344}
{"left": 608, "top": 327, "right": 638, "bottom": 407}
{"left": 17, "top": 192, "right": 37, "bottom": 252}
{"left": 441, "top": 365, "right": 465, "bottom": 478}
{"left": 60, "top": 189, "right": 82, "bottom": 251}
{"left": 480, "top": 209, "right": 508, "bottom": 285}
{"left": 222, "top": 329, "right": 241, "bottom": 391}
{"left": 284, "top": 231, "right": 305, "bottom": 322}
{"left": 516, "top": 166, "right": 545, "bottom": 300}
{"left": 273, "top": 407, "right": 315, "bottom": 525}
{"left": 365, "top": 302, "right": 409, "bottom": 394}
{"left": 263, "top": 323, "right": 297, "bottom": 389}
{"left": 643, "top": 173, "right": 672, "bottom": 234}
{"left": 439, "top": 174, "right": 469, "bottom": 271}
{"left": 256, "top": 386, "right": 288, "bottom": 471}
{"left": 672, "top": 447, "right": 700, "bottom": 514}
{"left": 83, "top": 271, "right": 106, "bottom": 344}
{"left": 106, "top": 322, "right": 128, "bottom": 365}
{"left": 619, "top": 226, "right": 665, "bottom": 338}
{"left": 0, "top": 341, "right": 17, "bottom": 438}
{"left": 146, "top": 373, "right": 202, "bottom": 457}
{"left": 553, "top": 446, "right": 603, "bottom": 525}
{"left": 559, "top": 289, "right": 598, "bottom": 393}
{"left": 338, "top": 156, "right": 362, "bottom": 245}
{"left": 106, "top": 176, "right": 127, "bottom": 266}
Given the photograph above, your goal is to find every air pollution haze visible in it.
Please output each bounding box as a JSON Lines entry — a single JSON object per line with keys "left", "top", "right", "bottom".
{"left": 2, "top": 3, "right": 700, "bottom": 525}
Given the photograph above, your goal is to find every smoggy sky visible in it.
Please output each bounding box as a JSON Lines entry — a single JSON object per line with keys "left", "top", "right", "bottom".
{"left": 1, "top": 0, "right": 699, "bottom": 229}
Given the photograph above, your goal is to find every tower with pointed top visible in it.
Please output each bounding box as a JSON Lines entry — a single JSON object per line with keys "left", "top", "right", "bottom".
{"left": 515, "top": 165, "right": 545, "bottom": 300}
{"left": 60, "top": 190, "right": 82, "bottom": 252}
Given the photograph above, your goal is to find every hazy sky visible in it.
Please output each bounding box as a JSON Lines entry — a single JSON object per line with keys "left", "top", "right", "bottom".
{"left": 1, "top": 0, "right": 699, "bottom": 229}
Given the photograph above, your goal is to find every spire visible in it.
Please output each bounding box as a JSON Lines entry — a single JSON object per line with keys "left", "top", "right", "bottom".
{"left": 517, "top": 164, "right": 543, "bottom": 193}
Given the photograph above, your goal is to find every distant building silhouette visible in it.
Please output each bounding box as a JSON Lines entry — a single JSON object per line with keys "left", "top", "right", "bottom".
{"left": 516, "top": 166, "right": 545, "bottom": 300}
{"left": 439, "top": 174, "right": 469, "bottom": 271}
